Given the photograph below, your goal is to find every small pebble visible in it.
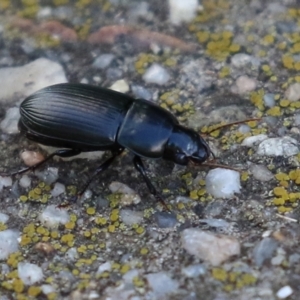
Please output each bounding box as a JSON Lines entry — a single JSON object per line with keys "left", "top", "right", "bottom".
{"left": 253, "top": 237, "right": 278, "bottom": 267}
{"left": 0, "top": 176, "right": 12, "bottom": 192}
{"left": 0, "top": 107, "right": 20, "bottom": 134}
{"left": 39, "top": 205, "right": 70, "bottom": 228}
{"left": 109, "top": 181, "right": 141, "bottom": 206}
{"left": 241, "top": 134, "right": 268, "bottom": 147}
{"left": 41, "top": 284, "right": 56, "bottom": 295}
{"left": 199, "top": 218, "right": 229, "bottom": 228}
{"left": 143, "top": 64, "right": 170, "bottom": 85}
{"left": 263, "top": 93, "right": 276, "bottom": 108}
{"left": 276, "top": 286, "right": 293, "bottom": 299}
{"left": 34, "top": 167, "right": 59, "bottom": 185}
{"left": 168, "top": 0, "right": 199, "bottom": 25}
{"left": 154, "top": 211, "right": 177, "bottom": 228}
{"left": 93, "top": 54, "right": 115, "bottom": 69}
{"left": 110, "top": 79, "right": 130, "bottom": 93}
{"left": 271, "top": 254, "right": 285, "bottom": 265}
{"left": 182, "top": 264, "right": 206, "bottom": 277}
{"left": 205, "top": 168, "right": 241, "bottom": 198}
{"left": 231, "top": 53, "right": 255, "bottom": 68}
{"left": 285, "top": 83, "right": 300, "bottom": 102}
{"left": 120, "top": 209, "right": 144, "bottom": 225}
{"left": 294, "top": 114, "right": 300, "bottom": 126}
{"left": 20, "top": 150, "right": 45, "bottom": 167}
{"left": 0, "top": 212, "right": 9, "bottom": 223}
{"left": 34, "top": 242, "right": 55, "bottom": 255}
{"left": 97, "top": 261, "right": 112, "bottom": 274}
{"left": 19, "top": 175, "right": 31, "bottom": 188}
{"left": 65, "top": 247, "right": 78, "bottom": 261}
{"left": 181, "top": 228, "right": 240, "bottom": 266}
{"left": 51, "top": 182, "right": 66, "bottom": 197}
{"left": 249, "top": 164, "right": 273, "bottom": 181}
{"left": 18, "top": 262, "right": 43, "bottom": 285}
{"left": 238, "top": 124, "right": 251, "bottom": 134}
{"left": 131, "top": 84, "right": 152, "bottom": 100}
{"left": 145, "top": 272, "right": 179, "bottom": 298}
{"left": 257, "top": 137, "right": 299, "bottom": 157}
{"left": 233, "top": 75, "right": 257, "bottom": 94}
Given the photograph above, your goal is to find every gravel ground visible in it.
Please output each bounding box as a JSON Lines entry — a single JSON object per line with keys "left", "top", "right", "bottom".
{"left": 1, "top": 0, "right": 300, "bottom": 299}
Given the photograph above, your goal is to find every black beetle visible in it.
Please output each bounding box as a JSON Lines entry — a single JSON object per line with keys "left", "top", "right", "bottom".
{"left": 12, "top": 83, "right": 213, "bottom": 207}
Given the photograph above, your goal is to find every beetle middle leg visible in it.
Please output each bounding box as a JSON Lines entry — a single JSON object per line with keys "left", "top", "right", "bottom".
{"left": 76, "top": 148, "right": 124, "bottom": 198}
{"left": 133, "top": 156, "right": 169, "bottom": 211}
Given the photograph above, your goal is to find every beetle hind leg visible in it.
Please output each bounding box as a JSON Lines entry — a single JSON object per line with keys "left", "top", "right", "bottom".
{"left": 3, "top": 148, "right": 82, "bottom": 177}
{"left": 133, "top": 156, "right": 169, "bottom": 211}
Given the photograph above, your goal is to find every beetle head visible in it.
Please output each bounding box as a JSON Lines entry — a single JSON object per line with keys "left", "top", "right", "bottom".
{"left": 163, "top": 125, "right": 212, "bottom": 165}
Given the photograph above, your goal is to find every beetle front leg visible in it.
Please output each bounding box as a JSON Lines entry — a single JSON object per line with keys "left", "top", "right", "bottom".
{"left": 133, "top": 156, "right": 169, "bottom": 211}
{"left": 4, "top": 149, "right": 82, "bottom": 177}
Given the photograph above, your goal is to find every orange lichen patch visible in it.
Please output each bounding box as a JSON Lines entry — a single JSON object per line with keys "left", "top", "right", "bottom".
{"left": 37, "top": 20, "right": 78, "bottom": 41}
{"left": 10, "top": 17, "right": 78, "bottom": 42}
{"left": 87, "top": 25, "right": 197, "bottom": 52}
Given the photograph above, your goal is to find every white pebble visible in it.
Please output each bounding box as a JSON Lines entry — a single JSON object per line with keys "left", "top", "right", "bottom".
{"left": 238, "top": 124, "right": 251, "bottom": 134}
{"left": 65, "top": 247, "right": 78, "bottom": 261}
{"left": 19, "top": 175, "right": 32, "bottom": 188}
{"left": 182, "top": 264, "right": 206, "bottom": 277}
{"left": 0, "top": 230, "right": 19, "bottom": 260}
{"left": 34, "top": 167, "right": 59, "bottom": 185}
{"left": 263, "top": 93, "right": 276, "bottom": 108}
{"left": 143, "top": 64, "right": 170, "bottom": 85}
{"left": 51, "top": 182, "right": 66, "bottom": 197}
{"left": 285, "top": 83, "right": 300, "bottom": 102}
{"left": 181, "top": 228, "right": 240, "bottom": 266}
{"left": 109, "top": 181, "right": 141, "bottom": 205}
{"left": 0, "top": 212, "right": 9, "bottom": 223}
{"left": 110, "top": 79, "right": 130, "bottom": 93}
{"left": 168, "top": 0, "right": 199, "bottom": 25}
{"left": 231, "top": 53, "right": 254, "bottom": 68}
{"left": 241, "top": 134, "right": 268, "bottom": 147}
{"left": 120, "top": 209, "right": 144, "bottom": 225}
{"left": 97, "top": 261, "right": 112, "bottom": 274}
{"left": 0, "top": 107, "right": 20, "bottom": 134}
{"left": 39, "top": 205, "right": 70, "bottom": 228}
{"left": 182, "top": 264, "right": 206, "bottom": 278}
{"left": 145, "top": 272, "right": 179, "bottom": 298}
{"left": 249, "top": 164, "right": 273, "bottom": 181}
{"left": 199, "top": 218, "right": 229, "bottom": 228}
{"left": 93, "top": 54, "right": 115, "bottom": 69}
{"left": 0, "top": 58, "right": 67, "bottom": 102}
{"left": 205, "top": 168, "right": 241, "bottom": 198}
{"left": 233, "top": 75, "right": 257, "bottom": 94}
{"left": 18, "top": 262, "right": 43, "bottom": 285}
{"left": 276, "top": 286, "right": 293, "bottom": 299}
{"left": 41, "top": 284, "right": 56, "bottom": 295}
{"left": 0, "top": 176, "right": 12, "bottom": 192}
{"left": 257, "top": 137, "right": 299, "bottom": 157}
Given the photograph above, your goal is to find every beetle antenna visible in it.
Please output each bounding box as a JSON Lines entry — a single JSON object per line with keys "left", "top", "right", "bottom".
{"left": 206, "top": 117, "right": 261, "bottom": 134}
{"left": 200, "top": 162, "right": 241, "bottom": 172}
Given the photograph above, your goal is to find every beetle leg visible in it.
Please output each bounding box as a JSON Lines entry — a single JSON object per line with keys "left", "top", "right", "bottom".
{"left": 133, "top": 156, "right": 169, "bottom": 211}
{"left": 6, "top": 149, "right": 82, "bottom": 176}
{"left": 77, "top": 148, "right": 124, "bottom": 197}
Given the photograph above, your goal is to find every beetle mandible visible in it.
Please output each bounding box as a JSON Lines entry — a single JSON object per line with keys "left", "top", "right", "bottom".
{"left": 13, "top": 83, "right": 213, "bottom": 207}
